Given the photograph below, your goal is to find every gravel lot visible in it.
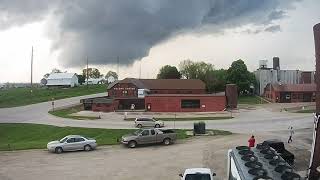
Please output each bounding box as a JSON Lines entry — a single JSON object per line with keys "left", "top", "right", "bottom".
{"left": 0, "top": 131, "right": 312, "bottom": 180}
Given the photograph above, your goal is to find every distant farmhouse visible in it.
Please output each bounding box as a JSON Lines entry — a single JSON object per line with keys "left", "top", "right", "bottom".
{"left": 85, "top": 78, "right": 105, "bottom": 85}
{"left": 46, "top": 73, "right": 79, "bottom": 87}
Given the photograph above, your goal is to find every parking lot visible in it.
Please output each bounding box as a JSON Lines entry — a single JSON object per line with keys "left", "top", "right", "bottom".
{"left": 0, "top": 130, "right": 312, "bottom": 180}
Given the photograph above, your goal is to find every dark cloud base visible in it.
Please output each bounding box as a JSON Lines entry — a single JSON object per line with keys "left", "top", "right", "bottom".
{"left": 0, "top": 0, "right": 300, "bottom": 67}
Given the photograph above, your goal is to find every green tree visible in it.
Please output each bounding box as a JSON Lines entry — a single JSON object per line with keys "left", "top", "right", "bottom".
{"left": 82, "top": 68, "right": 103, "bottom": 79}
{"left": 105, "top": 71, "right": 118, "bottom": 80}
{"left": 226, "top": 59, "right": 256, "bottom": 94}
{"left": 77, "top": 74, "right": 85, "bottom": 85}
{"left": 157, "top": 65, "right": 181, "bottom": 79}
{"left": 179, "top": 60, "right": 214, "bottom": 80}
{"left": 211, "top": 69, "right": 227, "bottom": 92}
{"left": 179, "top": 60, "right": 220, "bottom": 92}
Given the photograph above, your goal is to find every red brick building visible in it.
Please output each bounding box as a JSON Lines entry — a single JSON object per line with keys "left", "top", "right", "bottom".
{"left": 264, "top": 83, "right": 316, "bottom": 103}
{"left": 81, "top": 78, "right": 233, "bottom": 112}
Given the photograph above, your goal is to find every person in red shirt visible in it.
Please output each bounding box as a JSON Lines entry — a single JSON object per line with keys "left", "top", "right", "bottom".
{"left": 248, "top": 135, "right": 256, "bottom": 148}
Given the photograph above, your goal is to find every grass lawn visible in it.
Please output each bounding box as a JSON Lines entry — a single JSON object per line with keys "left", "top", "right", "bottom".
{"left": 0, "top": 123, "right": 231, "bottom": 151}
{"left": 125, "top": 116, "right": 233, "bottom": 121}
{"left": 0, "top": 85, "right": 106, "bottom": 108}
{"left": 238, "top": 96, "right": 268, "bottom": 104}
{"left": 49, "top": 105, "right": 99, "bottom": 120}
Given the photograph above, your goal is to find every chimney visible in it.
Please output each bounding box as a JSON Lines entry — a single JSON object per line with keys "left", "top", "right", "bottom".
{"left": 309, "top": 23, "right": 320, "bottom": 180}
{"left": 273, "top": 57, "right": 280, "bottom": 70}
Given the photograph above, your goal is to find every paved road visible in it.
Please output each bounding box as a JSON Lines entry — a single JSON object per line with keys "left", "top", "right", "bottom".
{"left": 0, "top": 132, "right": 312, "bottom": 180}
{"left": 0, "top": 95, "right": 315, "bottom": 133}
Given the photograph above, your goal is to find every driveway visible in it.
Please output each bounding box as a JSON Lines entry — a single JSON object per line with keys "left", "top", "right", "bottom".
{"left": 0, "top": 94, "right": 315, "bottom": 133}
{"left": 0, "top": 131, "right": 312, "bottom": 180}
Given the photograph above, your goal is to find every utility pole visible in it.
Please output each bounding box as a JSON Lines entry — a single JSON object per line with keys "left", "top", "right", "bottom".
{"left": 86, "top": 56, "right": 89, "bottom": 88}
{"left": 30, "top": 46, "right": 33, "bottom": 89}
{"left": 139, "top": 61, "right": 142, "bottom": 79}
{"left": 309, "top": 23, "right": 320, "bottom": 180}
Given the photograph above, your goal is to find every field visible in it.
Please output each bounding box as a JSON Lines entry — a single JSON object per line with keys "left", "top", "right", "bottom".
{"left": 0, "top": 85, "right": 106, "bottom": 108}
{"left": 0, "top": 123, "right": 231, "bottom": 151}
{"left": 238, "top": 95, "right": 268, "bottom": 104}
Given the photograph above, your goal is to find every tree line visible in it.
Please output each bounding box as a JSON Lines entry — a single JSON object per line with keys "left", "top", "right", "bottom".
{"left": 157, "top": 59, "right": 257, "bottom": 94}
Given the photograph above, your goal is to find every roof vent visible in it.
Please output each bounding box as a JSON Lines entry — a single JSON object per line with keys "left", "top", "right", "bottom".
{"left": 239, "top": 150, "right": 254, "bottom": 156}
{"left": 280, "top": 172, "right": 301, "bottom": 180}
{"left": 248, "top": 168, "right": 268, "bottom": 176}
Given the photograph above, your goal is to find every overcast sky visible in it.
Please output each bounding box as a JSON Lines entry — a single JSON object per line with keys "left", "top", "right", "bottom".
{"left": 0, "top": 0, "right": 319, "bottom": 83}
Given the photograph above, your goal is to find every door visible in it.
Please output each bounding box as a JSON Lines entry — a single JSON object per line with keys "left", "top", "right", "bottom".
{"left": 74, "top": 137, "right": 86, "bottom": 150}
{"left": 138, "top": 130, "right": 153, "bottom": 144}
{"left": 150, "top": 129, "right": 157, "bottom": 143}
{"left": 64, "top": 138, "right": 76, "bottom": 151}
{"left": 280, "top": 92, "right": 291, "bottom": 103}
{"left": 146, "top": 118, "right": 155, "bottom": 127}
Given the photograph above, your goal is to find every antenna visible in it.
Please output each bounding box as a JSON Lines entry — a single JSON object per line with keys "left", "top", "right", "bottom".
{"left": 30, "top": 46, "right": 33, "bottom": 89}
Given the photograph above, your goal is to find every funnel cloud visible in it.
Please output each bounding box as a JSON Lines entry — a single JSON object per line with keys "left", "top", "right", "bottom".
{"left": 0, "top": 0, "right": 300, "bottom": 67}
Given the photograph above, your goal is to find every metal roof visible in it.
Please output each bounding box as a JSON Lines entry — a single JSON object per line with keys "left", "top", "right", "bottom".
{"left": 107, "top": 78, "right": 206, "bottom": 90}
{"left": 47, "top": 73, "right": 77, "bottom": 79}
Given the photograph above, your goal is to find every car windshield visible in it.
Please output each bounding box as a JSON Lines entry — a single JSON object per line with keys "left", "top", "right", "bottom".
{"left": 59, "top": 137, "right": 68, "bottom": 143}
{"left": 133, "top": 129, "right": 144, "bottom": 135}
{"left": 185, "top": 174, "right": 211, "bottom": 180}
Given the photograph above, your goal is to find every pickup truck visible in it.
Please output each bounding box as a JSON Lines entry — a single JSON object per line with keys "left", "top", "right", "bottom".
{"left": 121, "top": 128, "right": 177, "bottom": 148}
{"left": 262, "top": 139, "right": 295, "bottom": 165}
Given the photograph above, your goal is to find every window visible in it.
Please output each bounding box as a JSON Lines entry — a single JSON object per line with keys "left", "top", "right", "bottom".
{"left": 122, "top": 90, "right": 128, "bottom": 96}
{"left": 185, "top": 174, "right": 211, "bottom": 180}
{"left": 141, "top": 130, "right": 149, "bottom": 136}
{"left": 181, "top": 99, "right": 200, "bottom": 108}
{"left": 66, "top": 138, "right": 75, "bottom": 143}
{"left": 151, "top": 130, "right": 155, "bottom": 135}
{"left": 75, "top": 138, "right": 85, "bottom": 142}
{"left": 59, "top": 137, "right": 68, "bottom": 143}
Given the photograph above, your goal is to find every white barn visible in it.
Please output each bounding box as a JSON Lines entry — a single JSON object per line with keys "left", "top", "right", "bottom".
{"left": 46, "top": 73, "right": 79, "bottom": 87}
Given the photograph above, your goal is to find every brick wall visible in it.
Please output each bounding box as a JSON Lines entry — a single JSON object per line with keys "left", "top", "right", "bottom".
{"left": 149, "top": 89, "right": 206, "bottom": 94}
{"left": 145, "top": 96, "right": 226, "bottom": 112}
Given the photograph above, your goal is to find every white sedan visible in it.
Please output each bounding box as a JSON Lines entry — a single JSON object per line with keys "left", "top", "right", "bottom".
{"left": 47, "top": 135, "right": 97, "bottom": 154}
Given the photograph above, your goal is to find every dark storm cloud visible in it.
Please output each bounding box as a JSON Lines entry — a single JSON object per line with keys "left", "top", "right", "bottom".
{"left": 0, "top": 0, "right": 300, "bottom": 67}
{"left": 264, "top": 25, "right": 282, "bottom": 33}
{"left": 0, "top": 0, "right": 58, "bottom": 28}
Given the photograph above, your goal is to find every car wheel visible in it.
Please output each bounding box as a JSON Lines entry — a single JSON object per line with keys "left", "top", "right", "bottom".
{"left": 137, "top": 124, "right": 142, "bottom": 128}
{"left": 163, "top": 138, "right": 171, "bottom": 145}
{"left": 128, "top": 141, "right": 137, "bottom": 148}
{"left": 155, "top": 124, "right": 160, "bottom": 128}
{"left": 55, "top": 147, "right": 63, "bottom": 154}
{"left": 84, "top": 145, "right": 92, "bottom": 151}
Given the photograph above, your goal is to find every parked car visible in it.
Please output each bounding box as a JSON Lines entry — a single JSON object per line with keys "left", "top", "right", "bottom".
{"left": 179, "top": 168, "right": 216, "bottom": 180}
{"left": 121, "top": 128, "right": 177, "bottom": 148}
{"left": 134, "top": 117, "right": 164, "bottom": 128}
{"left": 47, "top": 135, "right": 97, "bottom": 154}
{"left": 262, "top": 139, "right": 295, "bottom": 165}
